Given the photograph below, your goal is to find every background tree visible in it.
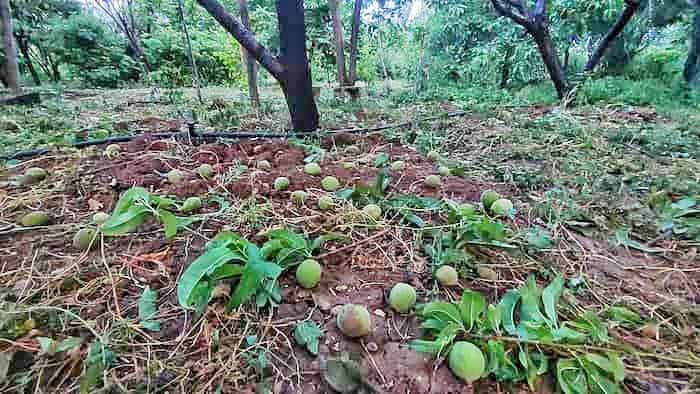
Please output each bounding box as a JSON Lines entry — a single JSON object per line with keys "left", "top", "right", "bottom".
{"left": 92, "top": 0, "right": 151, "bottom": 72}
{"left": 0, "top": 0, "right": 20, "bottom": 92}
{"left": 196, "top": 0, "right": 319, "bottom": 131}
{"left": 237, "top": 0, "right": 260, "bottom": 108}
{"left": 328, "top": 0, "right": 348, "bottom": 86}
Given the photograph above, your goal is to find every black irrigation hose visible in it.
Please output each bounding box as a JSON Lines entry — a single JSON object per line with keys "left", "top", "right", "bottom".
{"left": 2, "top": 111, "right": 468, "bottom": 161}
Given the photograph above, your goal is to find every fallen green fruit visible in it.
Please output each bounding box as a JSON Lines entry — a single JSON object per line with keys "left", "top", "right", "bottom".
{"left": 291, "top": 190, "right": 307, "bottom": 205}
{"left": 458, "top": 203, "right": 476, "bottom": 216}
{"left": 362, "top": 204, "right": 382, "bottom": 220}
{"left": 490, "top": 198, "right": 514, "bottom": 217}
{"left": 167, "top": 169, "right": 185, "bottom": 184}
{"left": 20, "top": 211, "right": 50, "bottom": 227}
{"left": 435, "top": 265, "right": 459, "bottom": 286}
{"left": 336, "top": 304, "right": 371, "bottom": 338}
{"left": 274, "top": 177, "right": 290, "bottom": 191}
{"left": 389, "top": 283, "right": 417, "bottom": 313}
{"left": 73, "top": 228, "right": 97, "bottom": 251}
{"left": 181, "top": 197, "right": 202, "bottom": 213}
{"left": 92, "top": 212, "right": 110, "bottom": 225}
{"left": 105, "top": 144, "right": 121, "bottom": 159}
{"left": 296, "top": 259, "right": 322, "bottom": 289}
{"left": 448, "top": 341, "right": 486, "bottom": 383}
{"left": 390, "top": 161, "right": 405, "bottom": 171}
{"left": 438, "top": 166, "right": 451, "bottom": 176}
{"left": 318, "top": 195, "right": 334, "bottom": 211}
{"left": 304, "top": 163, "right": 322, "bottom": 176}
{"left": 480, "top": 190, "right": 500, "bottom": 210}
{"left": 341, "top": 162, "right": 356, "bottom": 169}
{"left": 427, "top": 150, "right": 440, "bottom": 161}
{"left": 23, "top": 167, "right": 47, "bottom": 184}
{"left": 424, "top": 175, "right": 441, "bottom": 188}
{"left": 321, "top": 176, "right": 340, "bottom": 191}
{"left": 197, "top": 164, "right": 214, "bottom": 178}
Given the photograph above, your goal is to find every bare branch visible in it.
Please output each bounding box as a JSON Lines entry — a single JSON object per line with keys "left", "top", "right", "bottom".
{"left": 584, "top": 0, "right": 641, "bottom": 71}
{"left": 490, "top": 0, "right": 530, "bottom": 26}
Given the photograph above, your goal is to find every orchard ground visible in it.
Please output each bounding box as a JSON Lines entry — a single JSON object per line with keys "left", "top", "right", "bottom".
{"left": 0, "top": 84, "right": 698, "bottom": 393}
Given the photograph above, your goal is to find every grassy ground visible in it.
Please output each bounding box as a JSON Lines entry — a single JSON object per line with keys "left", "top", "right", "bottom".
{"left": 0, "top": 84, "right": 698, "bottom": 393}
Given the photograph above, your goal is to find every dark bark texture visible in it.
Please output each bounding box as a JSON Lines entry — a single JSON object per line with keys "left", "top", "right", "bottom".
{"left": 237, "top": 0, "right": 260, "bottom": 108}
{"left": 328, "top": 0, "right": 347, "bottom": 86}
{"left": 584, "top": 0, "right": 641, "bottom": 72}
{"left": 15, "top": 31, "right": 40, "bottom": 85}
{"left": 0, "top": 0, "right": 21, "bottom": 93}
{"left": 684, "top": 2, "right": 700, "bottom": 84}
{"left": 347, "top": 0, "right": 363, "bottom": 85}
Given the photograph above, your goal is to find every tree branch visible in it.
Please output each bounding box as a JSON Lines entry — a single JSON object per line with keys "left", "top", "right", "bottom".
{"left": 491, "top": 0, "right": 530, "bottom": 26}
{"left": 196, "top": 0, "right": 284, "bottom": 80}
{"left": 584, "top": 0, "right": 641, "bottom": 72}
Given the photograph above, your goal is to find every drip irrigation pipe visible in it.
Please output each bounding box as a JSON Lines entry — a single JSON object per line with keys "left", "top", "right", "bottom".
{"left": 2, "top": 111, "right": 468, "bottom": 161}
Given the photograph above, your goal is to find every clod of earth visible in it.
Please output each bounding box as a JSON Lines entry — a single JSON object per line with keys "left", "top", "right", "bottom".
{"left": 92, "top": 212, "right": 110, "bottom": 225}
{"left": 448, "top": 341, "right": 486, "bottom": 383}
{"left": 321, "top": 176, "right": 340, "bottom": 191}
{"left": 362, "top": 204, "right": 382, "bottom": 220}
{"left": 341, "top": 162, "right": 356, "bottom": 169}
{"left": 390, "top": 161, "right": 405, "bottom": 171}
{"left": 296, "top": 259, "right": 322, "bottom": 289}
{"left": 22, "top": 167, "right": 47, "bottom": 185}
{"left": 438, "top": 166, "right": 451, "bottom": 176}
{"left": 197, "top": 163, "right": 214, "bottom": 178}
{"left": 167, "top": 169, "right": 185, "bottom": 184}
{"left": 292, "top": 191, "right": 307, "bottom": 206}
{"left": 274, "top": 177, "right": 290, "bottom": 191}
{"left": 318, "top": 195, "right": 334, "bottom": 211}
{"left": 73, "top": 228, "right": 97, "bottom": 251}
{"left": 490, "top": 198, "right": 514, "bottom": 217}
{"left": 480, "top": 190, "right": 500, "bottom": 210}
{"left": 388, "top": 283, "right": 417, "bottom": 313}
{"left": 427, "top": 150, "right": 440, "bottom": 161}
{"left": 304, "top": 162, "right": 322, "bottom": 176}
{"left": 20, "top": 211, "right": 50, "bottom": 227}
{"left": 424, "top": 175, "right": 442, "bottom": 188}
{"left": 181, "top": 197, "right": 202, "bottom": 213}
{"left": 105, "top": 143, "right": 121, "bottom": 159}
{"left": 336, "top": 304, "right": 371, "bottom": 338}
{"left": 257, "top": 160, "right": 272, "bottom": 170}
{"left": 435, "top": 265, "right": 459, "bottom": 286}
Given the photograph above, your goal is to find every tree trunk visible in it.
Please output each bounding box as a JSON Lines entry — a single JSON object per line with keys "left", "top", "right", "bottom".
{"left": 15, "top": 31, "right": 40, "bottom": 86}
{"left": 237, "top": 0, "right": 260, "bottom": 109}
{"left": 584, "top": 0, "right": 641, "bottom": 72}
{"left": 195, "top": 0, "right": 318, "bottom": 131}
{"left": 499, "top": 44, "right": 513, "bottom": 88}
{"left": 328, "top": 0, "right": 347, "bottom": 87}
{"left": 529, "top": 25, "right": 569, "bottom": 99}
{"left": 347, "top": 0, "right": 362, "bottom": 85}
{"left": 684, "top": 2, "right": 700, "bottom": 84}
{"left": 176, "top": 0, "right": 203, "bottom": 103}
{"left": 277, "top": 0, "right": 319, "bottom": 130}
{"left": 0, "top": 0, "right": 21, "bottom": 93}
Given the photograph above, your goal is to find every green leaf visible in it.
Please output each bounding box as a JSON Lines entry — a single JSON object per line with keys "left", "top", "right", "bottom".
{"left": 0, "top": 351, "right": 13, "bottom": 384}
{"left": 458, "top": 289, "right": 486, "bottom": 331}
{"left": 612, "top": 227, "right": 664, "bottom": 254}
{"left": 138, "top": 286, "right": 160, "bottom": 331}
{"left": 420, "top": 301, "right": 464, "bottom": 328}
{"left": 267, "top": 228, "right": 309, "bottom": 250}
{"left": 566, "top": 311, "right": 609, "bottom": 343}
{"left": 100, "top": 204, "right": 148, "bottom": 236}
{"left": 294, "top": 321, "right": 322, "bottom": 355}
{"left": 519, "top": 277, "right": 546, "bottom": 324}
{"left": 585, "top": 353, "right": 625, "bottom": 383}
{"left": 542, "top": 275, "right": 564, "bottom": 329}
{"left": 323, "top": 354, "right": 363, "bottom": 394}
{"left": 80, "top": 361, "right": 104, "bottom": 394}
{"left": 557, "top": 358, "right": 588, "bottom": 394}
{"left": 486, "top": 340, "right": 523, "bottom": 382}
{"left": 177, "top": 246, "right": 240, "bottom": 309}
{"left": 499, "top": 290, "right": 520, "bottom": 335}
{"left": 409, "top": 322, "right": 461, "bottom": 357}
{"left": 158, "top": 209, "right": 177, "bottom": 239}
{"left": 310, "top": 232, "right": 349, "bottom": 252}
{"left": 485, "top": 304, "right": 502, "bottom": 333}
{"left": 38, "top": 336, "right": 84, "bottom": 355}
{"left": 374, "top": 152, "right": 390, "bottom": 167}
{"left": 227, "top": 244, "right": 282, "bottom": 309}
{"left": 605, "top": 306, "right": 642, "bottom": 326}
{"left": 581, "top": 358, "right": 622, "bottom": 394}
{"left": 209, "top": 263, "right": 245, "bottom": 280}
{"left": 525, "top": 227, "right": 554, "bottom": 249}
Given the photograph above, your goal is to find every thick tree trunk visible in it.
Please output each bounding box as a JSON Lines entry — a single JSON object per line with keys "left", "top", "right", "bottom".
{"left": 0, "top": 0, "right": 21, "bottom": 93}
{"left": 499, "top": 44, "right": 513, "bottom": 88}
{"left": 277, "top": 0, "right": 319, "bottom": 130}
{"left": 15, "top": 32, "right": 40, "bottom": 86}
{"left": 530, "top": 25, "right": 569, "bottom": 99}
{"left": 328, "top": 0, "right": 347, "bottom": 87}
{"left": 176, "top": 0, "right": 203, "bottom": 103}
{"left": 196, "top": 0, "right": 318, "bottom": 130}
{"left": 684, "top": 3, "right": 700, "bottom": 84}
{"left": 237, "top": 0, "right": 260, "bottom": 109}
{"left": 347, "top": 0, "right": 363, "bottom": 85}
{"left": 584, "top": 0, "right": 641, "bottom": 72}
